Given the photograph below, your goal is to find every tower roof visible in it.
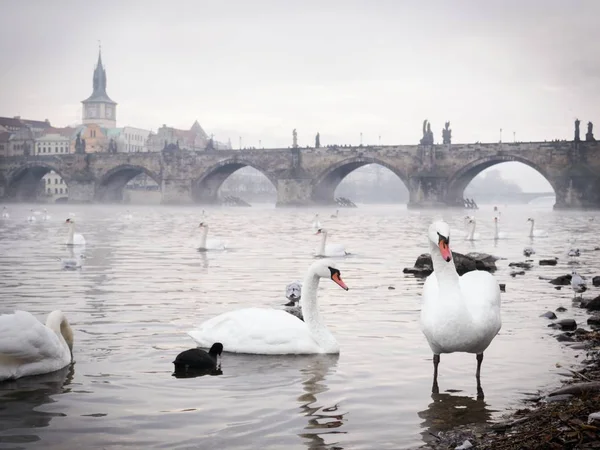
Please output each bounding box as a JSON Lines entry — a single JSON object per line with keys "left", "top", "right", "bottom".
{"left": 82, "top": 47, "right": 116, "bottom": 104}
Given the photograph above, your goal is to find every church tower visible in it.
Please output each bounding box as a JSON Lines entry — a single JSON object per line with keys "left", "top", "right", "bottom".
{"left": 81, "top": 47, "right": 117, "bottom": 128}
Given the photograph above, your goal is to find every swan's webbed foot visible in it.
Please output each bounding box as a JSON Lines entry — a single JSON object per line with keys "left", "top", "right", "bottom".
{"left": 432, "top": 354, "right": 440, "bottom": 394}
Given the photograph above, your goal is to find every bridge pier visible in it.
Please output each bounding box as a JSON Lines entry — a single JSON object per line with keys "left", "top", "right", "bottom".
{"left": 406, "top": 177, "right": 448, "bottom": 209}
{"left": 276, "top": 178, "right": 314, "bottom": 207}
{"left": 161, "top": 179, "right": 193, "bottom": 204}
{"left": 67, "top": 180, "right": 96, "bottom": 203}
{"left": 554, "top": 176, "right": 600, "bottom": 209}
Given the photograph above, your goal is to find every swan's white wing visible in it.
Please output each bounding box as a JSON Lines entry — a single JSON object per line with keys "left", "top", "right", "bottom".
{"left": 0, "top": 311, "right": 70, "bottom": 380}
{"left": 325, "top": 244, "right": 347, "bottom": 256}
{"left": 74, "top": 234, "right": 86, "bottom": 246}
{"left": 459, "top": 271, "right": 501, "bottom": 333}
{"left": 206, "top": 238, "right": 226, "bottom": 250}
{"left": 188, "top": 308, "right": 322, "bottom": 354}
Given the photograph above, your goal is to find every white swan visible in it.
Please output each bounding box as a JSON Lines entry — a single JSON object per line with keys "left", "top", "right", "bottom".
{"left": 42, "top": 208, "right": 51, "bottom": 221}
{"left": 464, "top": 217, "right": 480, "bottom": 241}
{"left": 526, "top": 218, "right": 548, "bottom": 238}
{"left": 421, "top": 220, "right": 501, "bottom": 397}
{"left": 315, "top": 228, "right": 348, "bottom": 257}
{"left": 197, "top": 222, "right": 226, "bottom": 251}
{"left": 188, "top": 260, "right": 349, "bottom": 354}
{"left": 330, "top": 209, "right": 339, "bottom": 219}
{"left": 27, "top": 209, "right": 36, "bottom": 222}
{"left": 311, "top": 214, "right": 322, "bottom": 232}
{"left": 1, "top": 207, "right": 8, "bottom": 219}
{"left": 124, "top": 210, "right": 133, "bottom": 220}
{"left": 493, "top": 217, "right": 508, "bottom": 240}
{"left": 0, "top": 310, "right": 74, "bottom": 381}
{"left": 571, "top": 270, "right": 587, "bottom": 297}
{"left": 65, "top": 218, "right": 86, "bottom": 246}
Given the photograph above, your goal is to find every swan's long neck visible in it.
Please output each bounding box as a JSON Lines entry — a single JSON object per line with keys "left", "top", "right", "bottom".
{"left": 528, "top": 220, "right": 534, "bottom": 237}
{"left": 67, "top": 223, "right": 75, "bottom": 244}
{"left": 199, "top": 226, "right": 208, "bottom": 248}
{"left": 300, "top": 270, "right": 334, "bottom": 348}
{"left": 429, "top": 241, "right": 460, "bottom": 287}
{"left": 468, "top": 221, "right": 476, "bottom": 240}
{"left": 46, "top": 311, "right": 74, "bottom": 359}
{"left": 318, "top": 232, "right": 327, "bottom": 255}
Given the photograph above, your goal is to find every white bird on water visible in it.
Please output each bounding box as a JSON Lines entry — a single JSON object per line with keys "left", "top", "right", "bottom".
{"left": 1, "top": 207, "right": 9, "bottom": 219}
{"left": 188, "top": 260, "right": 349, "bottom": 354}
{"left": 493, "top": 216, "right": 508, "bottom": 240}
{"left": 464, "top": 216, "right": 480, "bottom": 241}
{"left": 0, "top": 310, "right": 74, "bottom": 381}
{"left": 27, "top": 209, "right": 36, "bottom": 222}
{"left": 571, "top": 271, "right": 587, "bottom": 298}
{"left": 311, "top": 213, "right": 322, "bottom": 232}
{"left": 527, "top": 218, "right": 548, "bottom": 238}
{"left": 420, "top": 220, "right": 501, "bottom": 398}
{"left": 65, "top": 218, "right": 86, "bottom": 246}
{"left": 197, "top": 222, "right": 226, "bottom": 251}
{"left": 315, "top": 228, "right": 348, "bottom": 257}
{"left": 42, "top": 208, "right": 51, "bottom": 221}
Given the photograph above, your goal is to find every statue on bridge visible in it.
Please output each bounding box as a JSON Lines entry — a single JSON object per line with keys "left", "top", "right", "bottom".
{"left": 108, "top": 138, "right": 117, "bottom": 153}
{"left": 315, "top": 132, "right": 320, "bottom": 148}
{"left": 442, "top": 121, "right": 452, "bottom": 144}
{"left": 292, "top": 129, "right": 298, "bottom": 148}
{"left": 75, "top": 132, "right": 86, "bottom": 154}
{"left": 420, "top": 120, "right": 434, "bottom": 145}
{"left": 574, "top": 119, "right": 581, "bottom": 142}
{"left": 586, "top": 121, "right": 595, "bottom": 142}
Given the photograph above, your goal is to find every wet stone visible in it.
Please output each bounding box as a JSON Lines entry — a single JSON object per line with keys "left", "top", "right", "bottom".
{"left": 549, "top": 319, "right": 577, "bottom": 331}
{"left": 549, "top": 274, "right": 572, "bottom": 285}
{"left": 509, "top": 262, "right": 533, "bottom": 269}
{"left": 593, "top": 276, "right": 600, "bottom": 287}
{"left": 556, "top": 306, "right": 567, "bottom": 312}
{"left": 510, "top": 270, "right": 525, "bottom": 277}
{"left": 582, "top": 296, "right": 600, "bottom": 311}
{"left": 499, "top": 283, "right": 506, "bottom": 292}
{"left": 587, "top": 315, "right": 600, "bottom": 328}
{"left": 540, "top": 258, "right": 558, "bottom": 266}
{"left": 543, "top": 394, "right": 573, "bottom": 403}
{"left": 540, "top": 311, "right": 557, "bottom": 319}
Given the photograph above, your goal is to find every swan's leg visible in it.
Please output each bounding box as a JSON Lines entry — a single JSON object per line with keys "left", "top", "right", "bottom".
{"left": 432, "top": 354, "right": 440, "bottom": 394}
{"left": 476, "top": 353, "right": 484, "bottom": 399}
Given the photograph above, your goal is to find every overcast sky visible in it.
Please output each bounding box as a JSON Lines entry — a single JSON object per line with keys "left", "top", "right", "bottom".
{"left": 1, "top": 0, "right": 598, "bottom": 191}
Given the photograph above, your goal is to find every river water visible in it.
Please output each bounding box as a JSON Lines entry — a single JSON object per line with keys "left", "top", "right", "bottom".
{"left": 0, "top": 202, "right": 598, "bottom": 449}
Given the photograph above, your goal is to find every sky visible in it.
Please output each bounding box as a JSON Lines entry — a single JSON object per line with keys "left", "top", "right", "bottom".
{"left": 1, "top": 0, "right": 598, "bottom": 192}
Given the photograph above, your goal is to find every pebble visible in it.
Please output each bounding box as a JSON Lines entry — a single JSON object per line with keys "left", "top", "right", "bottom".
{"left": 499, "top": 283, "right": 506, "bottom": 292}
{"left": 556, "top": 306, "right": 567, "bottom": 312}
{"left": 540, "top": 258, "right": 558, "bottom": 266}
{"left": 587, "top": 315, "right": 600, "bottom": 327}
{"left": 540, "top": 311, "right": 557, "bottom": 319}
{"left": 549, "top": 319, "right": 577, "bottom": 331}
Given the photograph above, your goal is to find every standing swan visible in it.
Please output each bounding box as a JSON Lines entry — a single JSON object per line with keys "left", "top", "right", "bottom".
{"left": 526, "top": 218, "right": 548, "bottom": 238}
{"left": 65, "top": 218, "right": 86, "bottom": 246}
{"left": 0, "top": 310, "right": 74, "bottom": 381}
{"left": 421, "top": 220, "right": 501, "bottom": 398}
{"left": 188, "top": 260, "right": 349, "bottom": 354}
{"left": 315, "top": 228, "right": 348, "bottom": 257}
{"left": 1, "top": 206, "right": 9, "bottom": 219}
{"left": 197, "top": 222, "right": 226, "bottom": 251}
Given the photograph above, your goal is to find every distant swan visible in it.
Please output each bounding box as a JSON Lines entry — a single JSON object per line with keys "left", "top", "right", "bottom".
{"left": 1, "top": 207, "right": 9, "bottom": 219}
{"left": 0, "top": 310, "right": 74, "bottom": 381}
{"left": 315, "top": 228, "right": 348, "bottom": 257}
{"left": 330, "top": 210, "right": 339, "bottom": 219}
{"left": 65, "top": 218, "right": 86, "bottom": 246}
{"left": 421, "top": 220, "right": 501, "bottom": 398}
{"left": 464, "top": 217, "right": 480, "bottom": 241}
{"left": 493, "top": 217, "right": 508, "bottom": 240}
{"left": 27, "top": 209, "right": 36, "bottom": 222}
{"left": 527, "top": 218, "right": 548, "bottom": 238}
{"left": 311, "top": 214, "right": 322, "bottom": 232}
{"left": 197, "top": 222, "right": 226, "bottom": 251}
{"left": 188, "top": 260, "right": 349, "bottom": 354}
{"left": 124, "top": 210, "right": 133, "bottom": 220}
{"left": 42, "top": 208, "right": 51, "bottom": 221}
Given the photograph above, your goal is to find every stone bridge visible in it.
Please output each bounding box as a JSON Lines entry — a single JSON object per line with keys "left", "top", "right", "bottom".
{"left": 1, "top": 141, "right": 600, "bottom": 209}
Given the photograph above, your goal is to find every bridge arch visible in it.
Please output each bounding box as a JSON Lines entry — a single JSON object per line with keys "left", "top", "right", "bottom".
{"left": 6, "top": 160, "right": 67, "bottom": 202}
{"left": 446, "top": 154, "right": 557, "bottom": 205}
{"left": 96, "top": 164, "right": 161, "bottom": 202}
{"left": 311, "top": 156, "right": 410, "bottom": 204}
{"left": 192, "top": 158, "right": 277, "bottom": 204}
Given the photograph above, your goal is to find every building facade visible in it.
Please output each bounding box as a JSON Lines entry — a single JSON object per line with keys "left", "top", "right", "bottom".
{"left": 81, "top": 49, "right": 117, "bottom": 128}
{"left": 41, "top": 170, "right": 69, "bottom": 202}
{"left": 35, "top": 133, "right": 71, "bottom": 155}
{"left": 147, "top": 121, "right": 209, "bottom": 152}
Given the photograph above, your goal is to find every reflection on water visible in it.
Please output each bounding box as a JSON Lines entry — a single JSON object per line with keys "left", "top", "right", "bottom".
{"left": 418, "top": 392, "right": 496, "bottom": 444}
{"left": 0, "top": 203, "right": 597, "bottom": 449}
{"left": 0, "top": 365, "right": 74, "bottom": 446}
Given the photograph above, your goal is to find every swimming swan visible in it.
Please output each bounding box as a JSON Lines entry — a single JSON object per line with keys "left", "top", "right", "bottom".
{"left": 0, "top": 310, "right": 74, "bottom": 381}
{"left": 197, "top": 222, "right": 226, "bottom": 251}
{"left": 464, "top": 217, "right": 480, "bottom": 241}
{"left": 2, "top": 207, "right": 9, "bottom": 219}
{"left": 493, "top": 217, "right": 508, "bottom": 240}
{"left": 27, "top": 209, "right": 36, "bottom": 222}
{"left": 420, "top": 220, "right": 501, "bottom": 398}
{"left": 65, "top": 218, "right": 86, "bottom": 246}
{"left": 315, "top": 228, "right": 348, "bottom": 257}
{"left": 526, "top": 218, "right": 548, "bottom": 238}
{"left": 187, "top": 260, "right": 349, "bottom": 354}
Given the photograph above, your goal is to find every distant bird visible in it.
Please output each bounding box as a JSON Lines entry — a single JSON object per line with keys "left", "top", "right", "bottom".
{"left": 27, "top": 209, "right": 36, "bottom": 222}
{"left": 330, "top": 209, "right": 339, "bottom": 219}
{"left": 311, "top": 213, "right": 322, "bottom": 232}
{"left": 42, "top": 208, "right": 51, "bottom": 221}
{"left": 2, "top": 206, "right": 9, "bottom": 219}
{"left": 284, "top": 281, "right": 303, "bottom": 321}
{"left": 526, "top": 218, "right": 548, "bottom": 238}
{"left": 568, "top": 248, "right": 580, "bottom": 258}
{"left": 124, "top": 210, "right": 133, "bottom": 220}
{"left": 65, "top": 218, "right": 86, "bottom": 246}
{"left": 523, "top": 247, "right": 536, "bottom": 257}
{"left": 173, "top": 343, "right": 223, "bottom": 374}
{"left": 571, "top": 271, "right": 587, "bottom": 297}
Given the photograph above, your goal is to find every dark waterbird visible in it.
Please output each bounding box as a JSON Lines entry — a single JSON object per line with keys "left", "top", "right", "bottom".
{"left": 172, "top": 343, "right": 223, "bottom": 378}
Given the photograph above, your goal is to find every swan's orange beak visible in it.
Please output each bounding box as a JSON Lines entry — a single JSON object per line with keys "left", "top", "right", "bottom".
{"left": 438, "top": 237, "right": 452, "bottom": 262}
{"left": 332, "top": 272, "right": 349, "bottom": 290}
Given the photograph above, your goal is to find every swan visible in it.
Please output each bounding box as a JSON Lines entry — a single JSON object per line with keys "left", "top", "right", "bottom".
{"left": 420, "top": 220, "right": 501, "bottom": 398}
{"left": 493, "top": 217, "right": 508, "bottom": 240}
{"left": 527, "top": 218, "right": 548, "bottom": 238}
{"left": 197, "top": 222, "right": 226, "bottom": 251}
{"left": 464, "top": 217, "right": 480, "bottom": 241}
{"left": 330, "top": 209, "right": 339, "bottom": 219}
{"left": 173, "top": 343, "right": 223, "bottom": 372}
{"left": 0, "top": 310, "right": 74, "bottom": 381}
{"left": 42, "top": 208, "right": 51, "bottom": 221}
{"left": 124, "top": 210, "right": 133, "bottom": 220}
{"left": 315, "top": 228, "right": 348, "bottom": 257}
{"left": 27, "top": 209, "right": 36, "bottom": 222}
{"left": 571, "top": 271, "right": 587, "bottom": 297}
{"left": 284, "top": 280, "right": 303, "bottom": 321}
{"left": 65, "top": 218, "right": 86, "bottom": 246}
{"left": 1, "top": 207, "right": 8, "bottom": 219}
{"left": 311, "top": 214, "right": 322, "bottom": 232}
{"left": 188, "top": 259, "right": 349, "bottom": 354}
{"left": 59, "top": 248, "right": 83, "bottom": 270}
